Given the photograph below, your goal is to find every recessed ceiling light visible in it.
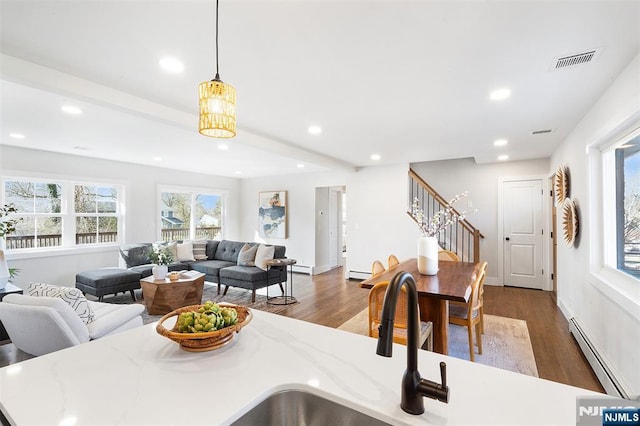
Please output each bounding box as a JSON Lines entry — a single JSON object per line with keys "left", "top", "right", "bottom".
{"left": 218, "top": 143, "right": 229, "bottom": 150}
{"left": 153, "top": 156, "right": 162, "bottom": 161}
{"left": 498, "top": 154, "right": 509, "bottom": 161}
{"left": 9, "top": 133, "right": 25, "bottom": 139}
{"left": 61, "top": 105, "right": 83, "bottom": 115}
{"left": 308, "top": 125, "right": 322, "bottom": 135}
{"left": 296, "top": 163, "right": 305, "bottom": 168}
{"left": 371, "top": 154, "right": 381, "bottom": 161}
{"left": 235, "top": 171, "right": 242, "bottom": 175}
{"left": 73, "top": 146, "right": 89, "bottom": 151}
{"left": 494, "top": 139, "right": 508, "bottom": 147}
{"left": 489, "top": 88, "right": 511, "bottom": 101}
{"left": 159, "top": 57, "right": 184, "bottom": 74}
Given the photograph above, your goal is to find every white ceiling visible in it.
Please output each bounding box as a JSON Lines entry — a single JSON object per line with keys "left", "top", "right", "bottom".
{"left": 1, "top": 1, "right": 639, "bottom": 178}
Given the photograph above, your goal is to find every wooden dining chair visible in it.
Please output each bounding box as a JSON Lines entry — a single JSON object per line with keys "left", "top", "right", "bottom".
{"left": 438, "top": 249, "right": 460, "bottom": 262}
{"left": 477, "top": 261, "right": 488, "bottom": 334}
{"left": 387, "top": 254, "right": 400, "bottom": 269}
{"left": 371, "top": 260, "right": 386, "bottom": 277}
{"left": 368, "top": 281, "right": 433, "bottom": 351}
{"left": 448, "top": 261, "right": 487, "bottom": 361}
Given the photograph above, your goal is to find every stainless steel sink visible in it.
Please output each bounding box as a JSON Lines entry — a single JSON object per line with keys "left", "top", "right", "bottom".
{"left": 230, "top": 389, "right": 393, "bottom": 426}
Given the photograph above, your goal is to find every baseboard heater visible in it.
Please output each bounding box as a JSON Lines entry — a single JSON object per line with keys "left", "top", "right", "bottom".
{"left": 569, "top": 317, "right": 630, "bottom": 398}
{"left": 291, "top": 264, "right": 312, "bottom": 275}
{"left": 348, "top": 270, "right": 370, "bottom": 280}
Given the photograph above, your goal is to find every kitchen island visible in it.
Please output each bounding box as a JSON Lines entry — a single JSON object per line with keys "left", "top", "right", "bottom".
{"left": 0, "top": 309, "right": 603, "bottom": 425}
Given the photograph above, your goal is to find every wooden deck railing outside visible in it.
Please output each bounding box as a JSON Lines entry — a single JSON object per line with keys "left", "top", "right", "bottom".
{"left": 5, "top": 227, "right": 222, "bottom": 249}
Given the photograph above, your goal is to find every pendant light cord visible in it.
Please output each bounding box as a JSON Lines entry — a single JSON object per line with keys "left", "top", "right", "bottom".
{"left": 215, "top": 0, "right": 220, "bottom": 80}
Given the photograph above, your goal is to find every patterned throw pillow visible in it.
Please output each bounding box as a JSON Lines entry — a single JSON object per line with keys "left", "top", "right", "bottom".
{"left": 192, "top": 240, "right": 208, "bottom": 260}
{"left": 237, "top": 243, "right": 258, "bottom": 266}
{"left": 255, "top": 244, "right": 275, "bottom": 271}
{"left": 27, "top": 282, "right": 95, "bottom": 324}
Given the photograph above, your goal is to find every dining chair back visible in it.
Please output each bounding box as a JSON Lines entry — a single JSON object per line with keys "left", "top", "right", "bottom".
{"left": 448, "top": 261, "right": 487, "bottom": 361}
{"left": 387, "top": 254, "right": 400, "bottom": 269}
{"left": 438, "top": 250, "right": 460, "bottom": 262}
{"left": 371, "top": 260, "right": 386, "bottom": 277}
{"left": 368, "top": 281, "right": 433, "bottom": 350}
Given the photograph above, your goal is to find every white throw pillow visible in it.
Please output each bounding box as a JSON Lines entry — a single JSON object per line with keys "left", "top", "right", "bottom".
{"left": 27, "top": 282, "right": 95, "bottom": 324}
{"left": 255, "top": 244, "right": 275, "bottom": 271}
{"left": 237, "top": 243, "right": 258, "bottom": 266}
{"left": 177, "top": 241, "right": 195, "bottom": 262}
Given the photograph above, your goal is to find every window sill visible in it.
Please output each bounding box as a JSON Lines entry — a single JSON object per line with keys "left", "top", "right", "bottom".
{"left": 5, "top": 244, "right": 120, "bottom": 261}
{"left": 589, "top": 265, "right": 640, "bottom": 322}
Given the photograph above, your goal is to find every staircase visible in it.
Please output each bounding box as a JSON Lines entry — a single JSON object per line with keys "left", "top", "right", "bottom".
{"left": 408, "top": 168, "right": 484, "bottom": 263}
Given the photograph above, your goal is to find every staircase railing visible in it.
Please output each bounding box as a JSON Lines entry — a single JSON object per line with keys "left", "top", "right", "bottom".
{"left": 408, "top": 168, "right": 484, "bottom": 263}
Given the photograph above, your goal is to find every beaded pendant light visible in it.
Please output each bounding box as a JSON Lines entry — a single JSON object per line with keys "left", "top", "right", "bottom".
{"left": 198, "top": 0, "right": 236, "bottom": 138}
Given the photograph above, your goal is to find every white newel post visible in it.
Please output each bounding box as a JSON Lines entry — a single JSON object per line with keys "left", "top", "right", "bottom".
{"left": 417, "top": 236, "right": 439, "bottom": 275}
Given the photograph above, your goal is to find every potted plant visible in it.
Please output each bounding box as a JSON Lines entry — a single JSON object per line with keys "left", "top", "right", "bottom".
{"left": 149, "top": 246, "right": 174, "bottom": 280}
{"left": 409, "top": 193, "right": 473, "bottom": 275}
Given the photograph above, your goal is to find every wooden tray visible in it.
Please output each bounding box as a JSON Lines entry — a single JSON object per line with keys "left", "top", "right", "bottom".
{"left": 156, "top": 303, "right": 252, "bottom": 352}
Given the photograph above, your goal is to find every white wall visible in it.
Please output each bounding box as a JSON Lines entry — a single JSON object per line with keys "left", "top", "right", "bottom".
{"left": 0, "top": 146, "right": 240, "bottom": 288}
{"left": 411, "top": 157, "right": 550, "bottom": 285}
{"left": 550, "top": 53, "right": 640, "bottom": 395}
{"left": 238, "top": 163, "right": 420, "bottom": 275}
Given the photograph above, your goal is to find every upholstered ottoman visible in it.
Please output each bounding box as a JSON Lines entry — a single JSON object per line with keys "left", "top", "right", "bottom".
{"left": 76, "top": 268, "right": 141, "bottom": 302}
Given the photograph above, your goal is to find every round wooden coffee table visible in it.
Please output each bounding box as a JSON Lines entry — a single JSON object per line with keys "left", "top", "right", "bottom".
{"left": 140, "top": 272, "right": 205, "bottom": 315}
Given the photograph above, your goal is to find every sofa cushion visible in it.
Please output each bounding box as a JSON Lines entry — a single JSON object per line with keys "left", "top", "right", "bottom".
{"left": 237, "top": 243, "right": 258, "bottom": 266}
{"left": 177, "top": 241, "right": 195, "bottom": 262}
{"left": 190, "top": 260, "right": 236, "bottom": 279}
{"left": 255, "top": 244, "right": 275, "bottom": 271}
{"left": 219, "top": 265, "right": 268, "bottom": 282}
{"left": 214, "top": 240, "right": 246, "bottom": 263}
{"left": 193, "top": 240, "right": 208, "bottom": 260}
{"left": 86, "top": 301, "right": 144, "bottom": 340}
{"left": 119, "top": 243, "right": 152, "bottom": 268}
{"left": 206, "top": 240, "right": 220, "bottom": 259}
{"left": 28, "top": 282, "right": 95, "bottom": 325}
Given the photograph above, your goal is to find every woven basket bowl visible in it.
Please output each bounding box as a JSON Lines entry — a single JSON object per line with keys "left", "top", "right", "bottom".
{"left": 156, "top": 303, "right": 252, "bottom": 352}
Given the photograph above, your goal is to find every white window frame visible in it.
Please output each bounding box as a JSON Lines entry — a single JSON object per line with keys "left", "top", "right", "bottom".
{"left": 157, "top": 184, "right": 227, "bottom": 241}
{"left": 1, "top": 175, "right": 125, "bottom": 258}
{"left": 587, "top": 114, "right": 640, "bottom": 321}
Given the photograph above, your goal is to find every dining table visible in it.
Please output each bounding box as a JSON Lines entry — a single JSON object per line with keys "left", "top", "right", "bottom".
{"left": 360, "top": 258, "right": 481, "bottom": 355}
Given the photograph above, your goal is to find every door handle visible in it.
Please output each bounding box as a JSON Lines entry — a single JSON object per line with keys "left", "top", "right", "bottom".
{"left": 505, "top": 237, "right": 510, "bottom": 241}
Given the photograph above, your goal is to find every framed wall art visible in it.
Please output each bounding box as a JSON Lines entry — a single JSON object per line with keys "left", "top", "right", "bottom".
{"left": 258, "top": 191, "right": 287, "bottom": 238}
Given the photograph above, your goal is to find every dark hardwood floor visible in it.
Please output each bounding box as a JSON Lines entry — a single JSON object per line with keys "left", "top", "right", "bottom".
{"left": 0, "top": 267, "right": 605, "bottom": 394}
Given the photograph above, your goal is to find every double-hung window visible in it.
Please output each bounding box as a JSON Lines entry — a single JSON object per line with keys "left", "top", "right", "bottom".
{"left": 2, "top": 178, "right": 123, "bottom": 251}
{"left": 159, "top": 186, "right": 224, "bottom": 241}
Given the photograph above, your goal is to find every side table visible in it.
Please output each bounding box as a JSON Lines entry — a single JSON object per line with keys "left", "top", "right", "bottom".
{"left": 1, "top": 283, "right": 24, "bottom": 342}
{"left": 266, "top": 258, "right": 297, "bottom": 305}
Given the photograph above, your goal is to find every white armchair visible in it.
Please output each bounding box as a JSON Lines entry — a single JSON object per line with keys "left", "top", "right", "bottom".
{"left": 0, "top": 293, "right": 145, "bottom": 356}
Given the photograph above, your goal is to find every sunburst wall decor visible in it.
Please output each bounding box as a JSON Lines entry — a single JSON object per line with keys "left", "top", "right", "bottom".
{"left": 561, "top": 198, "right": 579, "bottom": 247}
{"left": 554, "top": 165, "right": 569, "bottom": 205}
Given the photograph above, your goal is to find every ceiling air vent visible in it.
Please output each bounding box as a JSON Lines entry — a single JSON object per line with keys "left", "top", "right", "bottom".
{"left": 532, "top": 129, "right": 553, "bottom": 135}
{"left": 550, "top": 48, "right": 602, "bottom": 71}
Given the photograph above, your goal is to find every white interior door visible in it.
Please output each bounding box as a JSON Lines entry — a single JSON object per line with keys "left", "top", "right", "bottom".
{"left": 503, "top": 179, "right": 544, "bottom": 289}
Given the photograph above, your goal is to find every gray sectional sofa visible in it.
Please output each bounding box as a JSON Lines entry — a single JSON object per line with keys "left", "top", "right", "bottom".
{"left": 77, "top": 240, "right": 287, "bottom": 303}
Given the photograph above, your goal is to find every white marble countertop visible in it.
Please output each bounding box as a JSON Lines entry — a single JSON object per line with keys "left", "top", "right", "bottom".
{"left": 0, "top": 309, "right": 602, "bottom": 425}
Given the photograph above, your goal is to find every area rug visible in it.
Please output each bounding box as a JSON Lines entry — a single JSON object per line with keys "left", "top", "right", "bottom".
{"left": 98, "top": 284, "right": 291, "bottom": 325}
{"left": 337, "top": 309, "right": 539, "bottom": 377}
